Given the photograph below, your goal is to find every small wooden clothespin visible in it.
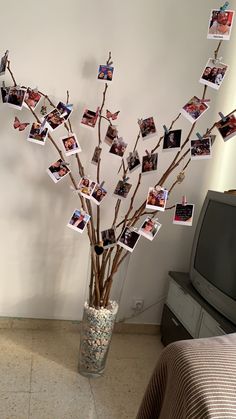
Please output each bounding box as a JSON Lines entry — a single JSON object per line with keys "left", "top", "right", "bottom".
{"left": 61, "top": 160, "right": 70, "bottom": 167}
{"left": 163, "top": 125, "right": 169, "bottom": 135}
{"left": 220, "top": 1, "right": 229, "bottom": 11}
{"left": 199, "top": 99, "right": 211, "bottom": 103}
{"left": 213, "top": 56, "right": 223, "bottom": 65}
{"left": 155, "top": 185, "right": 162, "bottom": 192}
{"left": 2, "top": 81, "right": 5, "bottom": 88}
{"left": 100, "top": 181, "right": 105, "bottom": 188}
{"left": 182, "top": 195, "right": 187, "bottom": 206}
{"left": 196, "top": 132, "right": 203, "bottom": 141}
{"left": 122, "top": 176, "right": 129, "bottom": 183}
{"left": 145, "top": 149, "right": 151, "bottom": 157}
{"left": 219, "top": 112, "right": 227, "bottom": 122}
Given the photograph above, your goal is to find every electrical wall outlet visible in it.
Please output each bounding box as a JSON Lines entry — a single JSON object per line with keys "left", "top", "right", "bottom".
{"left": 132, "top": 299, "right": 144, "bottom": 311}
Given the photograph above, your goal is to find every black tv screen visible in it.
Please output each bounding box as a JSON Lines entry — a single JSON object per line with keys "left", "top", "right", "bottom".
{"left": 194, "top": 200, "right": 236, "bottom": 301}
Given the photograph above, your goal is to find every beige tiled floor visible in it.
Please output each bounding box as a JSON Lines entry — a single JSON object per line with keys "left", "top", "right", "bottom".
{"left": 0, "top": 329, "right": 163, "bottom": 419}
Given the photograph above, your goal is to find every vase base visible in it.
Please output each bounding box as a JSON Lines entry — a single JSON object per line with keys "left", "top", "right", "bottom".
{"left": 78, "top": 367, "right": 104, "bottom": 378}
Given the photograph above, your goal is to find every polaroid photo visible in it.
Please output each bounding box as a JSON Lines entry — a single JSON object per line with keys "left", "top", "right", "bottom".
{"left": 27, "top": 122, "right": 48, "bottom": 145}
{"left": 216, "top": 112, "right": 236, "bottom": 142}
{"left": 207, "top": 9, "right": 235, "bottom": 41}
{"left": 81, "top": 108, "right": 99, "bottom": 128}
{"left": 142, "top": 153, "right": 158, "bottom": 174}
{"left": 181, "top": 96, "right": 209, "bottom": 124}
{"left": 91, "top": 146, "right": 102, "bottom": 165}
{"left": 118, "top": 227, "right": 140, "bottom": 253}
{"left": 173, "top": 203, "right": 194, "bottom": 226}
{"left": 104, "top": 125, "right": 118, "bottom": 146}
{"left": 199, "top": 58, "right": 228, "bottom": 90}
{"left": 1, "top": 86, "right": 10, "bottom": 103}
{"left": 138, "top": 217, "right": 162, "bottom": 241}
{"left": 146, "top": 187, "right": 168, "bottom": 211}
{"left": 97, "top": 65, "right": 114, "bottom": 82}
{"left": 47, "top": 159, "right": 71, "bottom": 184}
{"left": 57, "top": 101, "right": 73, "bottom": 120}
{"left": 6, "top": 86, "right": 26, "bottom": 110}
{"left": 190, "top": 137, "right": 212, "bottom": 160}
{"left": 24, "top": 88, "right": 42, "bottom": 110}
{"left": 114, "top": 180, "right": 132, "bottom": 199}
{"left": 139, "top": 117, "right": 157, "bottom": 140}
{"left": 78, "top": 176, "right": 96, "bottom": 199}
{"left": 109, "top": 137, "right": 127, "bottom": 158}
{"left": 44, "top": 108, "right": 65, "bottom": 131}
{"left": 67, "top": 209, "right": 90, "bottom": 234}
{"left": 0, "top": 50, "right": 9, "bottom": 76}
{"left": 61, "top": 133, "right": 81, "bottom": 156}
{"left": 91, "top": 184, "right": 107, "bottom": 205}
{"left": 163, "top": 129, "right": 182, "bottom": 150}
{"left": 101, "top": 228, "right": 116, "bottom": 248}
{"left": 127, "top": 150, "right": 141, "bottom": 173}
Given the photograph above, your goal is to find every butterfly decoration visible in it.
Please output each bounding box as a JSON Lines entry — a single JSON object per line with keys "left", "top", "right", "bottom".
{"left": 106, "top": 109, "right": 120, "bottom": 120}
{"left": 13, "top": 116, "right": 30, "bottom": 131}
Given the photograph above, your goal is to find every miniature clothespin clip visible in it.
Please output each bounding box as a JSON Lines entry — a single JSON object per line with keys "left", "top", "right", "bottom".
{"left": 145, "top": 149, "right": 151, "bottom": 157}
{"left": 199, "top": 98, "right": 211, "bottom": 103}
{"left": 219, "top": 112, "right": 227, "bottom": 122}
{"left": 138, "top": 118, "right": 143, "bottom": 126}
{"left": 61, "top": 160, "right": 70, "bottom": 167}
{"left": 2, "top": 81, "right": 5, "bottom": 88}
{"left": 196, "top": 132, "right": 203, "bottom": 141}
{"left": 220, "top": 1, "right": 229, "bottom": 11}
{"left": 213, "top": 56, "right": 223, "bottom": 65}
{"left": 100, "top": 181, "right": 105, "bottom": 188}
{"left": 122, "top": 176, "right": 129, "bottom": 183}
{"left": 155, "top": 185, "right": 162, "bottom": 192}
{"left": 163, "top": 125, "right": 169, "bottom": 135}
{"left": 177, "top": 171, "right": 185, "bottom": 184}
{"left": 182, "top": 195, "right": 187, "bottom": 206}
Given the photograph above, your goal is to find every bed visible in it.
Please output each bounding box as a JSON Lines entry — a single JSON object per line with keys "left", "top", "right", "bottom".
{"left": 137, "top": 333, "right": 236, "bottom": 419}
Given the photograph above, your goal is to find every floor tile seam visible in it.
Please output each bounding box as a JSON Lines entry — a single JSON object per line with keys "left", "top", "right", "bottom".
{"left": 88, "top": 378, "right": 99, "bottom": 419}
{"left": 28, "top": 354, "right": 33, "bottom": 419}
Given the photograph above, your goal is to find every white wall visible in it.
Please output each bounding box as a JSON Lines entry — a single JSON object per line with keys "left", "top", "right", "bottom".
{"left": 0, "top": 0, "right": 235, "bottom": 322}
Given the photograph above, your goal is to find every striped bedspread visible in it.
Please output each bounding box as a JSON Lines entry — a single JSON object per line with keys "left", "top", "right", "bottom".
{"left": 137, "top": 333, "right": 236, "bottom": 419}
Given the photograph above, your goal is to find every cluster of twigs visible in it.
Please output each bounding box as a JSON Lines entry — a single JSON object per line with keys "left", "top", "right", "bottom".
{"left": 5, "top": 42, "right": 235, "bottom": 309}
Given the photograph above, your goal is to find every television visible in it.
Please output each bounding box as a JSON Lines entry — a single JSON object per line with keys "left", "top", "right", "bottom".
{"left": 190, "top": 190, "right": 236, "bottom": 325}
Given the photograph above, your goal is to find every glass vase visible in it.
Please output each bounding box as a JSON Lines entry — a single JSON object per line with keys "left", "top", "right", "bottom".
{"left": 78, "top": 300, "right": 118, "bottom": 378}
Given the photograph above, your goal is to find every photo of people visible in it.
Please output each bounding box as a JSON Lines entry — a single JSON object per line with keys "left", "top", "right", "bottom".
{"left": 44, "top": 108, "right": 65, "bottom": 131}
{"left": 142, "top": 153, "right": 158, "bottom": 173}
{"left": 47, "top": 159, "right": 70, "bottom": 184}
{"left": 190, "top": 137, "right": 212, "bottom": 160}
{"left": 138, "top": 217, "right": 162, "bottom": 241}
{"left": 67, "top": 209, "right": 90, "bottom": 234}
{"left": 104, "top": 125, "right": 118, "bottom": 146}
{"left": 6, "top": 87, "right": 26, "bottom": 110}
{"left": 163, "top": 130, "right": 182, "bottom": 150}
{"left": 173, "top": 203, "right": 194, "bottom": 226}
{"left": 146, "top": 187, "right": 168, "bottom": 211}
{"left": 57, "top": 101, "right": 73, "bottom": 120}
{"left": 118, "top": 227, "right": 140, "bottom": 253}
{"left": 81, "top": 108, "right": 99, "bottom": 128}
{"left": 109, "top": 137, "right": 127, "bottom": 157}
{"left": 24, "top": 88, "right": 42, "bottom": 110}
{"left": 27, "top": 122, "right": 48, "bottom": 145}
{"left": 216, "top": 112, "right": 236, "bottom": 142}
{"left": 114, "top": 180, "right": 132, "bottom": 198}
{"left": 101, "top": 228, "right": 116, "bottom": 248}
{"left": 207, "top": 9, "right": 235, "bottom": 41}
{"left": 97, "top": 65, "right": 114, "bottom": 81}
{"left": 61, "top": 134, "right": 81, "bottom": 156}
{"left": 91, "top": 146, "right": 102, "bottom": 165}
{"left": 181, "top": 96, "right": 209, "bottom": 124}
{"left": 91, "top": 184, "right": 107, "bottom": 205}
{"left": 199, "top": 58, "right": 228, "bottom": 90}
{"left": 139, "top": 117, "right": 156, "bottom": 139}
{"left": 1, "top": 86, "right": 10, "bottom": 103}
{"left": 127, "top": 150, "right": 141, "bottom": 172}
{"left": 0, "top": 50, "right": 9, "bottom": 76}
{"left": 78, "top": 177, "right": 96, "bottom": 199}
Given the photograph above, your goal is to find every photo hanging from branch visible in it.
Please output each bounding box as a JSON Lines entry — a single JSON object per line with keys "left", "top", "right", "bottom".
{"left": 173, "top": 203, "right": 195, "bottom": 226}
{"left": 67, "top": 209, "right": 90, "bottom": 234}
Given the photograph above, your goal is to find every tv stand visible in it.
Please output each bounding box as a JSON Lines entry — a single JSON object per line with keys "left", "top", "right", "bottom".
{"left": 161, "top": 271, "right": 236, "bottom": 346}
